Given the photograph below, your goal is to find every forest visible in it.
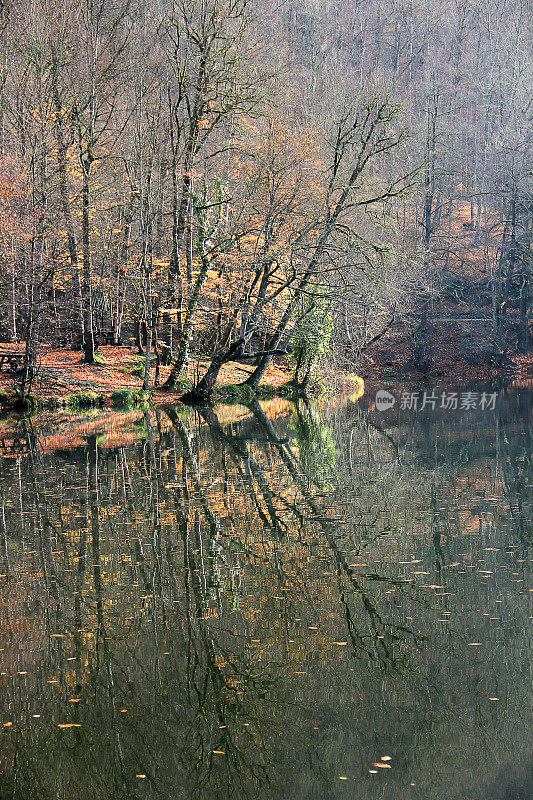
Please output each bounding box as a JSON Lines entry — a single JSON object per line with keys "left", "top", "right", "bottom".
{"left": 0, "top": 0, "right": 531, "bottom": 404}
{"left": 0, "top": 3, "right": 530, "bottom": 792}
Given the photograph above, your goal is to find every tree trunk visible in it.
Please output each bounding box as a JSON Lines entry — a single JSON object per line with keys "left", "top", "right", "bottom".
{"left": 51, "top": 53, "right": 84, "bottom": 346}
{"left": 413, "top": 88, "right": 438, "bottom": 372}
{"left": 180, "top": 336, "right": 242, "bottom": 403}
{"left": 114, "top": 188, "right": 134, "bottom": 345}
{"left": 81, "top": 159, "right": 95, "bottom": 363}
{"left": 162, "top": 230, "right": 211, "bottom": 390}
{"left": 8, "top": 245, "right": 16, "bottom": 342}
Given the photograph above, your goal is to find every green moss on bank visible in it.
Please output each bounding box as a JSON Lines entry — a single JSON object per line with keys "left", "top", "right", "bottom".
{"left": 65, "top": 392, "right": 106, "bottom": 410}
{"left": 213, "top": 383, "right": 255, "bottom": 404}
{"left": 110, "top": 388, "right": 151, "bottom": 408}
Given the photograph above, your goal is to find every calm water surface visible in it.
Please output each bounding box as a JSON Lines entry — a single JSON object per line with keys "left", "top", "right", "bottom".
{"left": 0, "top": 384, "right": 531, "bottom": 800}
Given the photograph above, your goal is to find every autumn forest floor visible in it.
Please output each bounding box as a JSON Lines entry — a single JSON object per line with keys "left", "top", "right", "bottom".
{"left": 360, "top": 331, "right": 533, "bottom": 389}
{"left": 0, "top": 345, "right": 294, "bottom": 408}
{"left": 0, "top": 343, "right": 367, "bottom": 411}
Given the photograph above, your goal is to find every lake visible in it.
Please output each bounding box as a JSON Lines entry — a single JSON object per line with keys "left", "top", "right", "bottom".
{"left": 0, "top": 382, "right": 530, "bottom": 800}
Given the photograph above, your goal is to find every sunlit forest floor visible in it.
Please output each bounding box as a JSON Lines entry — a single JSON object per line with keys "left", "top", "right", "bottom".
{"left": 0, "top": 346, "right": 297, "bottom": 407}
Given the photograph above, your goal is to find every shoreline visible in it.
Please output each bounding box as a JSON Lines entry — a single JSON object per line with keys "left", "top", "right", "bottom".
{"left": 0, "top": 342, "right": 530, "bottom": 413}
{"left": 0, "top": 345, "right": 365, "bottom": 412}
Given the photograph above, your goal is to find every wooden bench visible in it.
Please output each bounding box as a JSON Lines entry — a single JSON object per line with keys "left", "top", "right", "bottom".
{"left": 0, "top": 351, "right": 25, "bottom": 373}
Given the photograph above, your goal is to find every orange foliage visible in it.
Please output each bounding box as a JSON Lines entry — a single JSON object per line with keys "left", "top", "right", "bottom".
{"left": 0, "top": 157, "right": 34, "bottom": 253}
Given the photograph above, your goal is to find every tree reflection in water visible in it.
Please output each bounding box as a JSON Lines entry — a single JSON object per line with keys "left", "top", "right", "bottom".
{"left": 0, "top": 389, "right": 530, "bottom": 799}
